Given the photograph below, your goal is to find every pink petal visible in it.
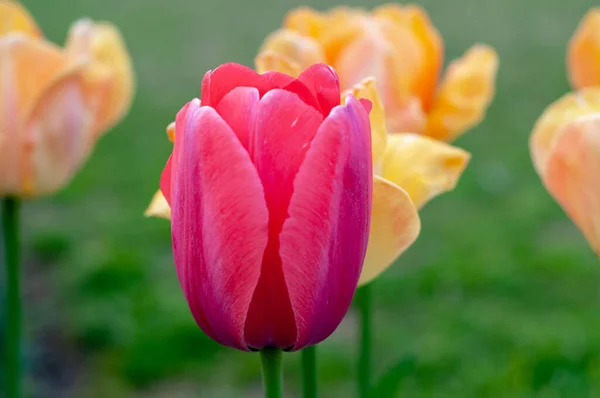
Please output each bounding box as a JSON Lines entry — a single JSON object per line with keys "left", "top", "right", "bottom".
{"left": 244, "top": 89, "right": 323, "bottom": 350}
{"left": 159, "top": 155, "right": 172, "bottom": 205}
{"left": 170, "top": 99, "right": 269, "bottom": 351}
{"left": 279, "top": 96, "right": 373, "bottom": 350}
{"left": 214, "top": 86, "right": 260, "bottom": 150}
{"left": 200, "top": 63, "right": 294, "bottom": 108}
{"left": 296, "top": 63, "right": 341, "bottom": 117}
{"left": 359, "top": 98, "right": 373, "bottom": 114}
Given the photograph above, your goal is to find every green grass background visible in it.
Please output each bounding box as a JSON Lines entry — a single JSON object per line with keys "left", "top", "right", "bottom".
{"left": 6, "top": 0, "right": 600, "bottom": 396}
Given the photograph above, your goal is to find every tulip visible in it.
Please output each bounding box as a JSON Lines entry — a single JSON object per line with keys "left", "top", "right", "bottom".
{"left": 156, "top": 62, "right": 382, "bottom": 351}
{"left": 0, "top": 0, "right": 134, "bottom": 198}
{"left": 567, "top": 8, "right": 600, "bottom": 90}
{"left": 530, "top": 88, "right": 600, "bottom": 253}
{"left": 256, "top": 4, "right": 498, "bottom": 141}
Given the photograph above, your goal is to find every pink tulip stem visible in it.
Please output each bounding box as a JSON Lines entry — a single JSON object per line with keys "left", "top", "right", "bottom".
{"left": 357, "top": 284, "right": 373, "bottom": 398}
{"left": 2, "top": 198, "right": 21, "bottom": 398}
{"left": 260, "top": 349, "right": 283, "bottom": 398}
{"left": 301, "top": 345, "right": 317, "bottom": 398}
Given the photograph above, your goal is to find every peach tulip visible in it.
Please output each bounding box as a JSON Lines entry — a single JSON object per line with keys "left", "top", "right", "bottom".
{"left": 531, "top": 88, "right": 600, "bottom": 253}
{"left": 0, "top": 0, "right": 134, "bottom": 197}
{"left": 567, "top": 8, "right": 600, "bottom": 90}
{"left": 256, "top": 4, "right": 498, "bottom": 141}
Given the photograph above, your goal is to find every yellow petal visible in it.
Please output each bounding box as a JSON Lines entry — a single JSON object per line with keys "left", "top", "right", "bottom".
{"left": 359, "top": 175, "right": 421, "bottom": 286}
{"left": 166, "top": 121, "right": 175, "bottom": 143}
{"left": 23, "top": 66, "right": 95, "bottom": 197}
{"left": 424, "top": 44, "right": 499, "bottom": 142}
{"left": 342, "top": 77, "right": 388, "bottom": 170}
{"left": 530, "top": 87, "right": 600, "bottom": 175}
{"left": 256, "top": 29, "right": 325, "bottom": 75}
{"left": 145, "top": 190, "right": 172, "bottom": 219}
{"left": 380, "top": 133, "right": 470, "bottom": 209}
{"left": 567, "top": 8, "right": 600, "bottom": 90}
{"left": 0, "top": 35, "right": 67, "bottom": 196}
{"left": 0, "top": 0, "right": 41, "bottom": 38}
{"left": 65, "top": 19, "right": 135, "bottom": 135}
{"left": 542, "top": 114, "right": 600, "bottom": 254}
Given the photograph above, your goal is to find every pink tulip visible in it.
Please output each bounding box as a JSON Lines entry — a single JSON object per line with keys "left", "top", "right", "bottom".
{"left": 160, "top": 63, "right": 373, "bottom": 351}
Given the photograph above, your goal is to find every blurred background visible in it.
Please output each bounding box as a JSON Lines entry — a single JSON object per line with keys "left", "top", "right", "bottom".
{"left": 3, "top": 0, "right": 599, "bottom": 396}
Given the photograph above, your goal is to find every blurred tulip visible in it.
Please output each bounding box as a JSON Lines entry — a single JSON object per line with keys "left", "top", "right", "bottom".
{"left": 0, "top": 0, "right": 134, "bottom": 197}
{"left": 256, "top": 4, "right": 498, "bottom": 140}
{"left": 157, "top": 63, "right": 378, "bottom": 351}
{"left": 531, "top": 88, "right": 600, "bottom": 253}
{"left": 567, "top": 8, "right": 600, "bottom": 90}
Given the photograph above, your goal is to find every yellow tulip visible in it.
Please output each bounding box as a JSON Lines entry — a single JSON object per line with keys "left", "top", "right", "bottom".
{"left": 0, "top": 1, "right": 134, "bottom": 197}
{"left": 531, "top": 88, "right": 600, "bottom": 253}
{"left": 256, "top": 4, "right": 498, "bottom": 141}
{"left": 567, "top": 8, "right": 600, "bottom": 90}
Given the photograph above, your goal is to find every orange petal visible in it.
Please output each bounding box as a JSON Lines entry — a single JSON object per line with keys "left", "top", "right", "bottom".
{"left": 145, "top": 190, "right": 171, "bottom": 219}
{"left": 65, "top": 19, "right": 135, "bottom": 136}
{"left": 342, "top": 77, "right": 388, "bottom": 169}
{"left": 381, "top": 133, "right": 470, "bottom": 209}
{"left": 22, "top": 67, "right": 95, "bottom": 197}
{"left": 424, "top": 44, "right": 499, "bottom": 142}
{"left": 283, "top": 7, "right": 329, "bottom": 38}
{"left": 255, "top": 29, "right": 324, "bottom": 75}
{"left": 543, "top": 114, "right": 600, "bottom": 254}
{"left": 166, "top": 121, "right": 175, "bottom": 143}
{"left": 0, "top": 0, "right": 42, "bottom": 38}
{"left": 567, "top": 8, "right": 600, "bottom": 90}
{"left": 359, "top": 175, "right": 421, "bottom": 286}
{"left": 530, "top": 87, "right": 600, "bottom": 175}
{"left": 373, "top": 4, "right": 443, "bottom": 112}
{"left": 0, "top": 35, "right": 67, "bottom": 196}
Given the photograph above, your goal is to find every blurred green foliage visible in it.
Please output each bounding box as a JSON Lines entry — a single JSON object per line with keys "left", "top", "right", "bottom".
{"left": 11, "top": 0, "right": 600, "bottom": 396}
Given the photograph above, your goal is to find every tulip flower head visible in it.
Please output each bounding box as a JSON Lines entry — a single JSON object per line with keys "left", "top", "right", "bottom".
{"left": 156, "top": 63, "right": 376, "bottom": 351}
{"left": 256, "top": 4, "right": 498, "bottom": 141}
{"left": 0, "top": 1, "right": 134, "bottom": 198}
{"left": 531, "top": 88, "right": 600, "bottom": 254}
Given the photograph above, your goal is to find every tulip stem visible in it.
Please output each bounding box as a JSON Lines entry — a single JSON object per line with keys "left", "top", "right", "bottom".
{"left": 2, "top": 198, "right": 21, "bottom": 398}
{"left": 301, "top": 345, "right": 317, "bottom": 398}
{"left": 260, "top": 349, "right": 283, "bottom": 398}
{"left": 357, "top": 283, "right": 372, "bottom": 398}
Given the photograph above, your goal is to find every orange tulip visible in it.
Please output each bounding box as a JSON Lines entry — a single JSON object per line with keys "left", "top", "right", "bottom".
{"left": 567, "top": 8, "right": 600, "bottom": 90}
{"left": 530, "top": 88, "right": 600, "bottom": 253}
{"left": 0, "top": 1, "right": 134, "bottom": 197}
{"left": 256, "top": 4, "right": 498, "bottom": 140}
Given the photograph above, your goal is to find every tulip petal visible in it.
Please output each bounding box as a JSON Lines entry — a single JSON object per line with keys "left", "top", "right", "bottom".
{"left": 145, "top": 190, "right": 171, "bottom": 219}
{"left": 381, "top": 133, "right": 471, "bottom": 209}
{"left": 425, "top": 45, "right": 499, "bottom": 142}
{"left": 359, "top": 176, "right": 421, "bottom": 286}
{"left": 296, "top": 63, "right": 340, "bottom": 116}
{"left": 24, "top": 68, "right": 95, "bottom": 196}
{"left": 567, "top": 8, "right": 600, "bottom": 90}
{"left": 0, "top": 36, "right": 68, "bottom": 196}
{"left": 255, "top": 50, "right": 302, "bottom": 77}
{"left": 343, "top": 77, "right": 388, "bottom": 170}
{"left": 215, "top": 86, "right": 260, "bottom": 150}
{"left": 65, "top": 20, "right": 135, "bottom": 135}
{"left": 201, "top": 63, "right": 294, "bottom": 107}
{"left": 279, "top": 96, "right": 372, "bottom": 350}
{"left": 170, "top": 100, "right": 268, "bottom": 350}
{"left": 0, "top": 0, "right": 42, "bottom": 38}
{"left": 244, "top": 89, "right": 323, "bottom": 350}
{"left": 255, "top": 29, "right": 325, "bottom": 75}
{"left": 543, "top": 114, "right": 600, "bottom": 254}
{"left": 284, "top": 7, "right": 328, "bottom": 38}
{"left": 530, "top": 87, "right": 600, "bottom": 175}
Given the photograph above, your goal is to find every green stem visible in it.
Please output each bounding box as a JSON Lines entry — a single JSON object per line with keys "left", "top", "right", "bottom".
{"left": 301, "top": 345, "right": 317, "bottom": 398}
{"left": 357, "top": 283, "right": 372, "bottom": 398}
{"left": 260, "top": 349, "right": 283, "bottom": 398}
{"left": 2, "top": 198, "right": 21, "bottom": 398}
